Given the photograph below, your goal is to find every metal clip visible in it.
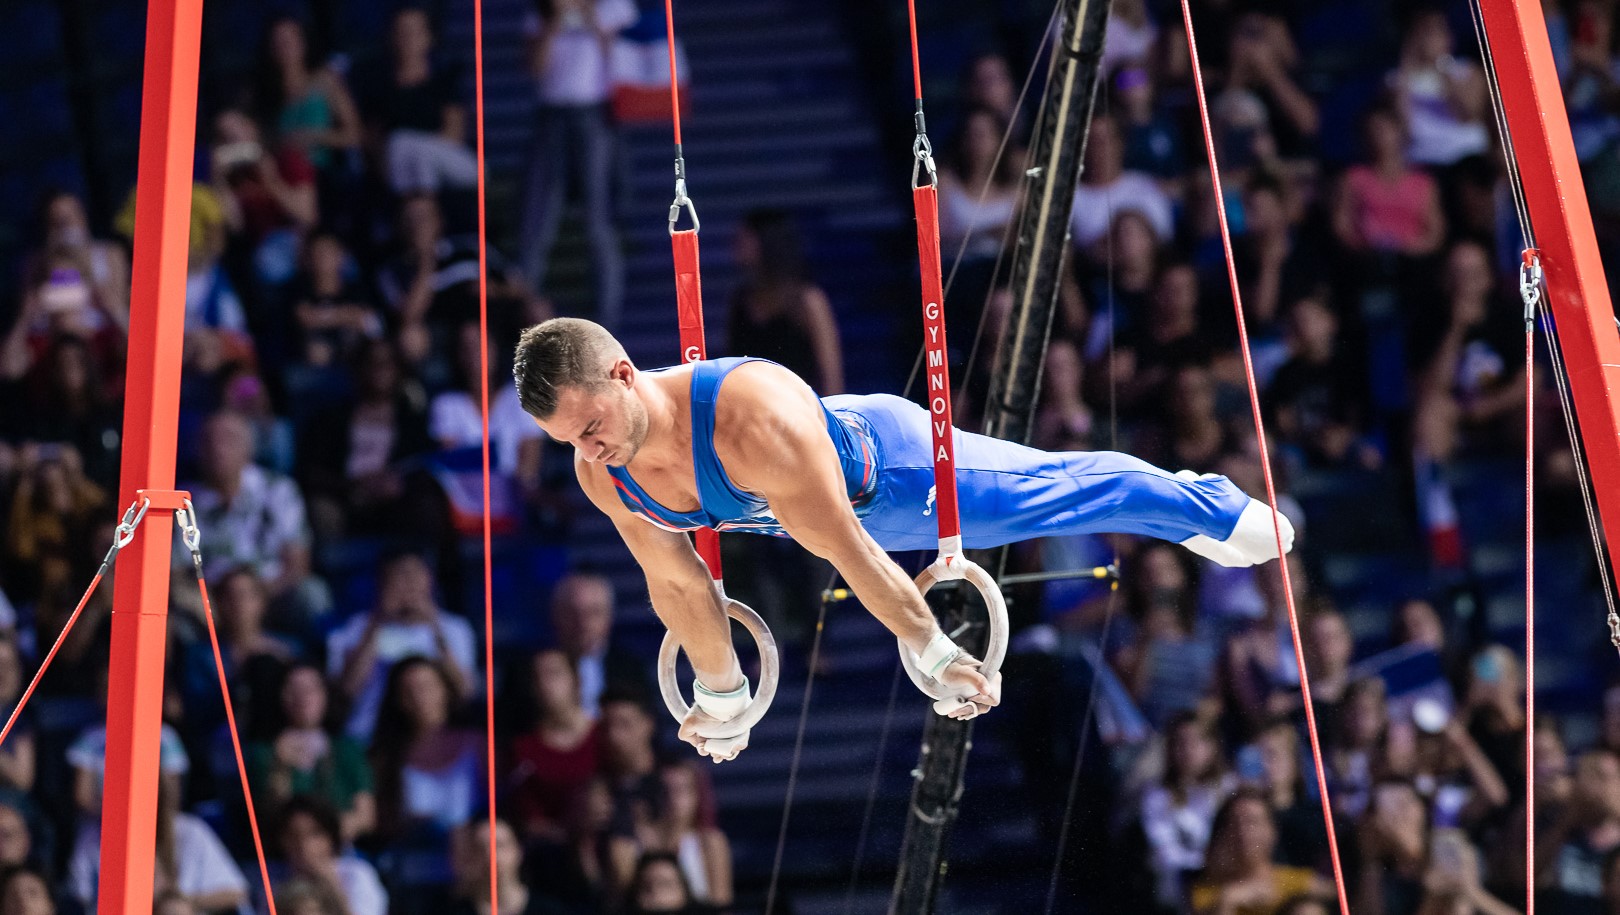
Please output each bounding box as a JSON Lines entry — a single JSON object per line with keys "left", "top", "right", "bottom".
{"left": 176, "top": 498, "right": 202, "bottom": 555}
{"left": 911, "top": 133, "right": 937, "bottom": 189}
{"left": 112, "top": 499, "right": 150, "bottom": 551}
{"left": 1609, "top": 610, "right": 1620, "bottom": 651}
{"left": 668, "top": 178, "right": 701, "bottom": 236}
{"left": 1519, "top": 249, "right": 1544, "bottom": 330}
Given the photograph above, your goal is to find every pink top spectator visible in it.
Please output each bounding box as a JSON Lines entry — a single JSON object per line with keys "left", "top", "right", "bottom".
{"left": 1341, "top": 165, "right": 1438, "bottom": 253}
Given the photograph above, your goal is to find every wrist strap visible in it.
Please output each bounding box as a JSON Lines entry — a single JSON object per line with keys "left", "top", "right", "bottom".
{"left": 693, "top": 676, "right": 751, "bottom": 721}
{"left": 918, "top": 631, "right": 961, "bottom": 677}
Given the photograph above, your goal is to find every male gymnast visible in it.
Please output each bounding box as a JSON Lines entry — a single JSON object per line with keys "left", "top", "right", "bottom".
{"left": 514, "top": 318, "right": 1293, "bottom": 761}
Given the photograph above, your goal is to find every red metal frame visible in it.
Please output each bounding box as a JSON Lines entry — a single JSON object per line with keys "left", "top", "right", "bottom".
{"left": 101, "top": 1, "right": 203, "bottom": 912}
{"left": 1479, "top": 0, "right": 1620, "bottom": 584}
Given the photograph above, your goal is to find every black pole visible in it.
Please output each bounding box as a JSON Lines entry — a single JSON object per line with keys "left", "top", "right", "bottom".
{"left": 889, "top": 0, "right": 1110, "bottom": 912}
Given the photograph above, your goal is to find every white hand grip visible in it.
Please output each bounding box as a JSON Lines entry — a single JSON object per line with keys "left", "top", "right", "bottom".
{"left": 898, "top": 543, "right": 1009, "bottom": 703}
{"left": 657, "top": 597, "right": 779, "bottom": 740}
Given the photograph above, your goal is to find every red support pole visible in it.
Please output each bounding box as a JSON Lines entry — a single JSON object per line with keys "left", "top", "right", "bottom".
{"left": 100, "top": 2, "right": 203, "bottom": 913}
{"left": 1479, "top": 0, "right": 1620, "bottom": 579}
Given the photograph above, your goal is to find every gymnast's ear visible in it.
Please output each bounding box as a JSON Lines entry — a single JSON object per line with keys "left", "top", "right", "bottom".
{"left": 608, "top": 358, "right": 636, "bottom": 388}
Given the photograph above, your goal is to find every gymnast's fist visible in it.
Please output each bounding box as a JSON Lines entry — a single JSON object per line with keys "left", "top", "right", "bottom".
{"left": 677, "top": 705, "right": 750, "bottom": 763}
{"left": 934, "top": 653, "right": 1001, "bottom": 720}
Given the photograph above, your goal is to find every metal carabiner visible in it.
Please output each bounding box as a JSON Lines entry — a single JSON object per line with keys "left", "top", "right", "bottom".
{"left": 111, "top": 498, "right": 151, "bottom": 551}
{"left": 668, "top": 178, "right": 701, "bottom": 236}
{"left": 176, "top": 498, "right": 202, "bottom": 555}
{"left": 1519, "top": 249, "right": 1544, "bottom": 329}
{"left": 911, "top": 133, "right": 938, "bottom": 190}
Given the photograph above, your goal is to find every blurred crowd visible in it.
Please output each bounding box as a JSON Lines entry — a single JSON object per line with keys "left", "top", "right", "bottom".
{"left": 1, "top": 0, "right": 1619, "bottom": 913}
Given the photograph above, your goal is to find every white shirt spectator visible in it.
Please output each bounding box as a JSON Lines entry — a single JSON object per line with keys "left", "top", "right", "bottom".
{"left": 1071, "top": 173, "right": 1174, "bottom": 247}
{"left": 327, "top": 611, "right": 479, "bottom": 738}
{"left": 183, "top": 464, "right": 312, "bottom": 582}
{"left": 429, "top": 384, "right": 546, "bottom": 472}
{"left": 71, "top": 812, "right": 247, "bottom": 913}
{"left": 1392, "top": 59, "right": 1490, "bottom": 166}
{"left": 67, "top": 723, "right": 190, "bottom": 808}
{"left": 334, "top": 856, "right": 389, "bottom": 915}
{"left": 1140, "top": 774, "right": 1237, "bottom": 908}
{"left": 524, "top": 0, "right": 640, "bottom": 106}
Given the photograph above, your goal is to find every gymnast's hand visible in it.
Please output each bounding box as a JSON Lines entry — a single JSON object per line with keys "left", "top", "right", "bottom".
{"left": 934, "top": 653, "right": 1002, "bottom": 720}
{"left": 677, "top": 706, "right": 750, "bottom": 763}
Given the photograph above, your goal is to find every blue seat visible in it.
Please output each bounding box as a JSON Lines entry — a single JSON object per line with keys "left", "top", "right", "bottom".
{"left": 0, "top": 0, "right": 65, "bottom": 74}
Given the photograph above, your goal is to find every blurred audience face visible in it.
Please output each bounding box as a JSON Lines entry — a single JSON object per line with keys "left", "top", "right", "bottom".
{"left": 201, "top": 412, "right": 256, "bottom": 486}
{"left": 1443, "top": 240, "right": 1494, "bottom": 306}
{"left": 658, "top": 763, "right": 702, "bottom": 829}
{"left": 1368, "top": 780, "right": 1427, "bottom": 845}
{"left": 43, "top": 193, "right": 91, "bottom": 248}
{"left": 452, "top": 818, "right": 522, "bottom": 885}
{"left": 1258, "top": 724, "right": 1299, "bottom": 794}
{"left": 358, "top": 341, "right": 402, "bottom": 400}
{"left": 1287, "top": 296, "right": 1337, "bottom": 359}
{"left": 1170, "top": 366, "right": 1216, "bottom": 425}
{"left": 1167, "top": 716, "right": 1218, "bottom": 785}
{"left": 1343, "top": 679, "right": 1388, "bottom": 749}
{"left": 1083, "top": 113, "right": 1125, "bottom": 183}
{"left": 1397, "top": 599, "right": 1444, "bottom": 650}
{"left": 1111, "top": 211, "right": 1159, "bottom": 271}
{"left": 633, "top": 856, "right": 690, "bottom": 912}
{"left": 1244, "top": 183, "right": 1287, "bottom": 237}
{"left": 1153, "top": 265, "right": 1200, "bottom": 329}
{"left": 391, "top": 9, "right": 434, "bottom": 62}
{"left": 1042, "top": 340, "right": 1083, "bottom": 402}
{"left": 281, "top": 808, "right": 336, "bottom": 874}
{"left": 1306, "top": 611, "right": 1353, "bottom": 677}
{"left": 154, "top": 897, "right": 196, "bottom": 915}
{"left": 0, "top": 805, "right": 31, "bottom": 869}
{"left": 551, "top": 574, "right": 614, "bottom": 657}
{"left": 1574, "top": 750, "right": 1620, "bottom": 820}
{"left": 601, "top": 699, "right": 655, "bottom": 772}
{"left": 282, "top": 666, "right": 329, "bottom": 730}
{"left": 532, "top": 649, "right": 580, "bottom": 720}
{"left": 379, "top": 554, "right": 436, "bottom": 621}
{"left": 214, "top": 109, "right": 262, "bottom": 146}
{"left": 1226, "top": 794, "right": 1277, "bottom": 865}
{"left": 957, "top": 109, "right": 1004, "bottom": 181}
{"left": 269, "top": 18, "right": 307, "bottom": 72}
{"left": 306, "top": 233, "right": 347, "bottom": 284}
{"left": 399, "top": 661, "right": 453, "bottom": 731}
{"left": 218, "top": 569, "right": 269, "bottom": 635}
{"left": 1406, "top": 11, "right": 1453, "bottom": 64}
{"left": 0, "top": 871, "right": 52, "bottom": 915}
{"left": 966, "top": 54, "right": 1015, "bottom": 119}
{"left": 1364, "top": 109, "right": 1406, "bottom": 165}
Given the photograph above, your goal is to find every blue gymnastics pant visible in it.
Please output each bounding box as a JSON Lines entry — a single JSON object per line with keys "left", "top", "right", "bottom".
{"left": 824, "top": 393, "right": 1251, "bottom": 553}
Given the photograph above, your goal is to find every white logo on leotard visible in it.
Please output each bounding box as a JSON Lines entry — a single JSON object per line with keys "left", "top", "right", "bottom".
{"left": 923, "top": 485, "right": 936, "bottom": 517}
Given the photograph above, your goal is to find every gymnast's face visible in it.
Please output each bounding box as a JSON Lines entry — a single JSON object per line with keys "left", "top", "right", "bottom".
{"left": 543, "top": 360, "right": 650, "bottom": 467}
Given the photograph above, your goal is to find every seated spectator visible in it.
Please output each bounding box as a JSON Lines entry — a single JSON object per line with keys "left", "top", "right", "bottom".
{"left": 69, "top": 775, "right": 247, "bottom": 914}
{"left": 1459, "top": 645, "right": 1525, "bottom": 790}
{"left": 0, "top": 866, "right": 58, "bottom": 915}
{"left": 1115, "top": 65, "right": 1185, "bottom": 187}
{"left": 1140, "top": 711, "right": 1237, "bottom": 908}
{"left": 4, "top": 443, "right": 106, "bottom": 610}
{"left": 0, "top": 641, "right": 36, "bottom": 797}
{"left": 1411, "top": 241, "right": 1525, "bottom": 451}
{"left": 254, "top": 17, "right": 362, "bottom": 188}
{"left": 1248, "top": 719, "right": 1335, "bottom": 872}
{"left": 428, "top": 322, "right": 549, "bottom": 533}
{"left": 1102, "top": 0, "right": 1158, "bottom": 75}
{"left": 1077, "top": 210, "right": 1161, "bottom": 358}
{"left": 368, "top": 656, "right": 482, "bottom": 843}
{"left": 1116, "top": 263, "right": 1220, "bottom": 418}
{"left": 937, "top": 108, "right": 1022, "bottom": 297}
{"left": 1355, "top": 779, "right": 1431, "bottom": 915}
{"left": 447, "top": 818, "right": 571, "bottom": 915}
{"left": 1266, "top": 295, "right": 1378, "bottom": 469}
{"left": 727, "top": 209, "right": 844, "bottom": 395}
{"left": 1388, "top": 10, "right": 1490, "bottom": 167}
{"left": 1, "top": 253, "right": 127, "bottom": 396}
{"left": 623, "top": 852, "right": 711, "bottom": 915}
{"left": 960, "top": 53, "right": 1024, "bottom": 140}
{"left": 28, "top": 190, "right": 130, "bottom": 322}
{"left": 247, "top": 663, "right": 376, "bottom": 842}
{"left": 1217, "top": 13, "right": 1319, "bottom": 169}
{"left": 0, "top": 801, "right": 38, "bottom": 873}
{"left": 327, "top": 551, "right": 476, "bottom": 738}
{"left": 67, "top": 666, "right": 193, "bottom": 824}
{"left": 16, "top": 336, "right": 123, "bottom": 487}
{"left": 219, "top": 364, "right": 297, "bottom": 475}
{"left": 1071, "top": 112, "right": 1174, "bottom": 247}
{"left": 1032, "top": 339, "right": 1094, "bottom": 452}
{"left": 1113, "top": 544, "right": 1217, "bottom": 728}
{"left": 1330, "top": 107, "right": 1446, "bottom": 258}
{"left": 1300, "top": 609, "right": 1355, "bottom": 725}
{"left": 1326, "top": 677, "right": 1390, "bottom": 821}
{"left": 508, "top": 649, "right": 597, "bottom": 846}
{"left": 299, "top": 340, "right": 441, "bottom": 540}
{"left": 1189, "top": 788, "right": 1328, "bottom": 914}
{"left": 273, "top": 795, "right": 387, "bottom": 915}
{"left": 1233, "top": 175, "right": 1321, "bottom": 337}
{"left": 208, "top": 107, "right": 318, "bottom": 288}
{"left": 362, "top": 8, "right": 479, "bottom": 195}
{"left": 184, "top": 411, "right": 324, "bottom": 620}
{"left": 622, "top": 763, "right": 732, "bottom": 908}
{"left": 599, "top": 692, "right": 670, "bottom": 839}
{"left": 550, "top": 573, "right": 646, "bottom": 717}
{"left": 1544, "top": 748, "right": 1620, "bottom": 911}
{"left": 287, "top": 231, "right": 383, "bottom": 369}
{"left": 179, "top": 566, "right": 296, "bottom": 741}
{"left": 1135, "top": 364, "right": 1228, "bottom": 473}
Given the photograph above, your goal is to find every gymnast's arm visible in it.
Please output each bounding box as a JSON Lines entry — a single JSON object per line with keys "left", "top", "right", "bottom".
{"left": 574, "top": 456, "right": 744, "bottom": 693}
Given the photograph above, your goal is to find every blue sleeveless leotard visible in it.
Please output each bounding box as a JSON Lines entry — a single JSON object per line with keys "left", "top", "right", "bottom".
{"left": 606, "top": 357, "right": 1249, "bottom": 552}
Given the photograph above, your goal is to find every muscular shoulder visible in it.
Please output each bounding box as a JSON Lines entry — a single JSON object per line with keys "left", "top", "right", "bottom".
{"left": 713, "top": 361, "right": 829, "bottom": 488}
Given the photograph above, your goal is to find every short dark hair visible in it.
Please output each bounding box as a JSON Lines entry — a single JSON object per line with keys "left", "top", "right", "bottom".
{"left": 279, "top": 794, "right": 344, "bottom": 854}
{"left": 513, "top": 318, "right": 627, "bottom": 419}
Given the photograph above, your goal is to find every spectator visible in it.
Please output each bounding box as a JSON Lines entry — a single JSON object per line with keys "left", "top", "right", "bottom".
{"left": 518, "top": 0, "right": 636, "bottom": 330}
{"left": 1330, "top": 107, "right": 1446, "bottom": 258}
{"left": 1189, "top": 788, "right": 1328, "bottom": 915}
{"left": 1218, "top": 13, "right": 1319, "bottom": 167}
{"left": 1265, "top": 295, "right": 1378, "bottom": 469}
{"left": 327, "top": 551, "right": 477, "bottom": 738}
{"left": 727, "top": 209, "right": 844, "bottom": 396}
{"left": 4, "top": 443, "right": 106, "bottom": 610}
{"left": 273, "top": 795, "right": 388, "bottom": 915}
{"left": 254, "top": 17, "right": 362, "bottom": 193}
{"left": 208, "top": 107, "right": 318, "bottom": 289}
{"left": 1301, "top": 609, "right": 1355, "bottom": 724}
{"left": 1234, "top": 175, "right": 1320, "bottom": 337}
{"left": 1078, "top": 210, "right": 1161, "bottom": 358}
{"left": 366, "top": 8, "right": 479, "bottom": 195}
{"left": 508, "top": 649, "right": 597, "bottom": 846}
{"left": 1115, "top": 65, "right": 1185, "bottom": 188}
{"left": 599, "top": 692, "right": 661, "bottom": 837}
{"left": 0, "top": 802, "right": 37, "bottom": 873}
{"left": 1545, "top": 748, "right": 1620, "bottom": 912}
{"left": 299, "top": 339, "right": 441, "bottom": 540}
{"left": 937, "top": 107, "right": 1022, "bottom": 300}
{"left": 961, "top": 53, "right": 1022, "bottom": 138}
{"left": 27, "top": 190, "right": 130, "bottom": 323}
{"left": 1412, "top": 241, "right": 1525, "bottom": 451}
{"left": 1114, "top": 543, "right": 1216, "bottom": 728}
{"left": 1459, "top": 645, "right": 1525, "bottom": 790}
{"left": 1140, "top": 711, "right": 1237, "bottom": 908}
{"left": 1, "top": 253, "right": 128, "bottom": 394}
{"left": 69, "top": 775, "right": 247, "bottom": 914}
{"left": 1355, "top": 778, "right": 1431, "bottom": 915}
{"left": 246, "top": 663, "right": 377, "bottom": 842}
{"left": 1388, "top": 10, "right": 1490, "bottom": 167}
{"left": 1102, "top": 0, "right": 1158, "bottom": 75}
{"left": 219, "top": 364, "right": 297, "bottom": 476}
{"left": 367, "top": 656, "right": 483, "bottom": 843}
{"left": 624, "top": 763, "right": 732, "bottom": 908}
{"left": 16, "top": 337, "right": 123, "bottom": 487}
{"left": 1071, "top": 112, "right": 1174, "bottom": 248}
{"left": 1032, "top": 339, "right": 1094, "bottom": 453}
{"left": 1247, "top": 719, "right": 1334, "bottom": 871}
{"left": 1116, "top": 263, "right": 1220, "bottom": 419}
{"left": 623, "top": 852, "right": 710, "bottom": 915}
{"left": 286, "top": 231, "right": 383, "bottom": 369}
{"left": 178, "top": 566, "right": 295, "bottom": 742}
{"left": 0, "top": 867, "right": 56, "bottom": 915}
{"left": 447, "top": 818, "right": 571, "bottom": 915}
{"left": 184, "top": 411, "right": 323, "bottom": 618}
{"left": 550, "top": 573, "right": 644, "bottom": 717}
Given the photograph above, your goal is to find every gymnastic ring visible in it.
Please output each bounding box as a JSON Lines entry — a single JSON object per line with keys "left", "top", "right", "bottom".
{"left": 657, "top": 597, "right": 780, "bottom": 741}
{"left": 898, "top": 550, "right": 1009, "bottom": 706}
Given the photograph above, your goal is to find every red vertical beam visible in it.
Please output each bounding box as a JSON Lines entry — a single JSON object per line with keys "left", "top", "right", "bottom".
{"left": 1479, "top": 0, "right": 1620, "bottom": 580}
{"left": 101, "top": 2, "right": 203, "bottom": 913}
